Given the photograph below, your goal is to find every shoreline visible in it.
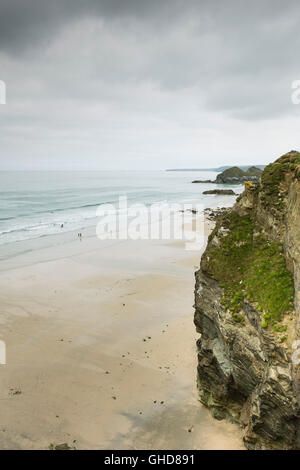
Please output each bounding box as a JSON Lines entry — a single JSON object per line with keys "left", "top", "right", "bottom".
{"left": 0, "top": 214, "right": 244, "bottom": 449}
{"left": 0, "top": 195, "right": 240, "bottom": 271}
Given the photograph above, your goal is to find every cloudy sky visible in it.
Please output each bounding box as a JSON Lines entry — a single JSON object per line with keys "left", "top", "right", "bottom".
{"left": 0, "top": 0, "right": 300, "bottom": 170}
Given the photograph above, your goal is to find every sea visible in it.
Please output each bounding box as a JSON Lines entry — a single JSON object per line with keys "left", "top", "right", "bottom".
{"left": 0, "top": 170, "right": 244, "bottom": 261}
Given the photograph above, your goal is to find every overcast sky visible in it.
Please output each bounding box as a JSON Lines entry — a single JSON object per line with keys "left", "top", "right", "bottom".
{"left": 1, "top": 0, "right": 300, "bottom": 170}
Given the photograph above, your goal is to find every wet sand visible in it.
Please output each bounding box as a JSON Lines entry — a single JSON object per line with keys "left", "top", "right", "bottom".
{"left": 0, "top": 219, "right": 244, "bottom": 449}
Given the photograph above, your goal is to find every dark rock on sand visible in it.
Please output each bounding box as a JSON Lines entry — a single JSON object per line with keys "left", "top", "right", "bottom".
{"left": 204, "top": 207, "right": 231, "bottom": 221}
{"left": 49, "top": 442, "right": 76, "bottom": 450}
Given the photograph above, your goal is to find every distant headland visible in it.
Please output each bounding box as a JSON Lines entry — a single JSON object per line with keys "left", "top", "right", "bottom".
{"left": 192, "top": 165, "right": 263, "bottom": 184}
{"left": 166, "top": 165, "right": 266, "bottom": 172}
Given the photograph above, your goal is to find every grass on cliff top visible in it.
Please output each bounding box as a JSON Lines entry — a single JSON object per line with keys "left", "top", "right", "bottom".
{"left": 205, "top": 212, "right": 294, "bottom": 326}
{"left": 260, "top": 150, "right": 300, "bottom": 213}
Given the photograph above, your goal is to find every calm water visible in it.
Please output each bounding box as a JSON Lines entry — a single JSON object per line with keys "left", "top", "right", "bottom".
{"left": 0, "top": 170, "right": 243, "bottom": 259}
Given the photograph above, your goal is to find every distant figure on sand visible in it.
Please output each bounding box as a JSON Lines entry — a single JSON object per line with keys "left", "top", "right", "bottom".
{"left": 78, "top": 232, "right": 82, "bottom": 241}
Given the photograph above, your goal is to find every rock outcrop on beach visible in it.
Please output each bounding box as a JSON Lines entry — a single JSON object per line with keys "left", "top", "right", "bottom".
{"left": 203, "top": 189, "right": 237, "bottom": 195}
{"left": 192, "top": 179, "right": 213, "bottom": 183}
{"left": 194, "top": 151, "right": 300, "bottom": 449}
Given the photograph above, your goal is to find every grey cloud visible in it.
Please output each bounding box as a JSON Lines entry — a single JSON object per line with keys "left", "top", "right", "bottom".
{"left": 1, "top": 0, "right": 300, "bottom": 169}
{"left": 0, "top": 0, "right": 193, "bottom": 54}
{"left": 1, "top": 0, "right": 298, "bottom": 53}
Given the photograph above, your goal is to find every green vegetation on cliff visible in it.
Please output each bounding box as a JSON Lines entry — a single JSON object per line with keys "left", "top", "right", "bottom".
{"left": 260, "top": 150, "right": 300, "bottom": 213}
{"left": 203, "top": 212, "right": 294, "bottom": 327}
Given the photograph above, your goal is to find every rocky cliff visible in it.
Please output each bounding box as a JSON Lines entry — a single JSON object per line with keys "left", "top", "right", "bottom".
{"left": 194, "top": 151, "right": 300, "bottom": 450}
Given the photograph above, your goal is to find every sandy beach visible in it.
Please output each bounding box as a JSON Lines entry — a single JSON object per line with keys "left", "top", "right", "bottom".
{"left": 0, "top": 216, "right": 244, "bottom": 450}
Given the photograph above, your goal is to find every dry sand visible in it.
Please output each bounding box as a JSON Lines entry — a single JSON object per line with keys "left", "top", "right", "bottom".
{"left": 0, "top": 218, "right": 244, "bottom": 450}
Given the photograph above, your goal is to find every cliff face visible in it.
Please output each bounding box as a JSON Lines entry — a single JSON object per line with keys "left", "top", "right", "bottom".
{"left": 194, "top": 151, "right": 300, "bottom": 450}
